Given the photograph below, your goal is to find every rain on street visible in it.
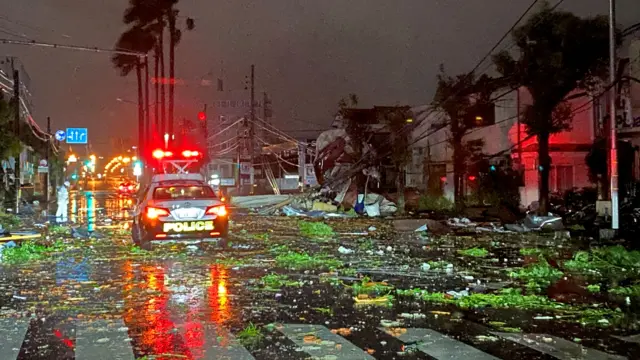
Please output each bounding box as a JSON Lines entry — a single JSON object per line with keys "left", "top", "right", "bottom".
{"left": 0, "top": 190, "right": 638, "bottom": 360}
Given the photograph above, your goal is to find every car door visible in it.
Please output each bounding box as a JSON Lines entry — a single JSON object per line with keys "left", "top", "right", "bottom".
{"left": 133, "top": 185, "right": 151, "bottom": 224}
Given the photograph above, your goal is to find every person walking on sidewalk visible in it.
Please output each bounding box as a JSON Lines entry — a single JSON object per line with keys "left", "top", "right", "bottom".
{"left": 56, "top": 181, "right": 70, "bottom": 223}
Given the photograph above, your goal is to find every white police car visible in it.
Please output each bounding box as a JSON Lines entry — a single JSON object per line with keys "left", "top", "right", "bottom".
{"left": 131, "top": 173, "right": 229, "bottom": 250}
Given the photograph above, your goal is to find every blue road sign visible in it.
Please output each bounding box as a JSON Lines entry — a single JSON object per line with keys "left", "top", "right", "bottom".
{"left": 54, "top": 130, "right": 66, "bottom": 141}
{"left": 65, "top": 128, "right": 88, "bottom": 144}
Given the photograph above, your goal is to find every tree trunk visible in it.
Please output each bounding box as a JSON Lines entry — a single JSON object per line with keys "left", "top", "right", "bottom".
{"left": 538, "top": 131, "right": 551, "bottom": 214}
{"left": 452, "top": 136, "right": 465, "bottom": 211}
{"left": 136, "top": 60, "right": 144, "bottom": 155}
{"left": 168, "top": 10, "right": 176, "bottom": 139}
{"left": 396, "top": 168, "right": 405, "bottom": 215}
{"left": 154, "top": 46, "right": 160, "bottom": 141}
{"left": 159, "top": 20, "right": 166, "bottom": 138}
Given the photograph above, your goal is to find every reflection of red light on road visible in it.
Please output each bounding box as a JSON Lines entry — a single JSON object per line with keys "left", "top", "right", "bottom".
{"left": 136, "top": 266, "right": 179, "bottom": 356}
{"left": 54, "top": 329, "right": 74, "bottom": 348}
{"left": 209, "top": 265, "right": 231, "bottom": 334}
{"left": 184, "top": 321, "right": 205, "bottom": 358}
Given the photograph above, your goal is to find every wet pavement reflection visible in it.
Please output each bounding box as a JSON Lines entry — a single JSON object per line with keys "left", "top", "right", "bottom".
{"left": 1, "top": 193, "right": 639, "bottom": 359}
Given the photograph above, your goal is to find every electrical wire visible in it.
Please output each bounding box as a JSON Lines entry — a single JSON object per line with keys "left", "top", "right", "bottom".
{"left": 205, "top": 118, "right": 243, "bottom": 140}
{"left": 253, "top": 116, "right": 300, "bottom": 143}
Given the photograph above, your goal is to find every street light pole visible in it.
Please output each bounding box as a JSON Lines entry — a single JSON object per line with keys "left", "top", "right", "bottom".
{"left": 609, "top": 0, "right": 619, "bottom": 230}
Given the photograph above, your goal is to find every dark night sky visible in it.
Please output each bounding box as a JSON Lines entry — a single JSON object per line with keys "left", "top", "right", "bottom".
{"left": 1, "top": 0, "right": 639, "bottom": 154}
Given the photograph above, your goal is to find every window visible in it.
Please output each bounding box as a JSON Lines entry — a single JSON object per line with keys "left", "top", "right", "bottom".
{"left": 553, "top": 165, "right": 574, "bottom": 192}
{"left": 153, "top": 186, "right": 216, "bottom": 200}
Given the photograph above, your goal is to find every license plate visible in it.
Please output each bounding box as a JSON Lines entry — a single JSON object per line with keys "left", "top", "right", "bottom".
{"left": 163, "top": 221, "right": 214, "bottom": 233}
{"left": 174, "top": 208, "right": 199, "bottom": 219}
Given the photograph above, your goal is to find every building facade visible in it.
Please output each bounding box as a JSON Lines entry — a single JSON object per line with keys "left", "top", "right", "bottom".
{"left": 408, "top": 86, "right": 598, "bottom": 207}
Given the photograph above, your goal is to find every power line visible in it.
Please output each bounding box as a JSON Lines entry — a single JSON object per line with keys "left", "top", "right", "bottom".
{"left": 470, "top": 0, "right": 542, "bottom": 75}
{"left": 0, "top": 38, "right": 147, "bottom": 57}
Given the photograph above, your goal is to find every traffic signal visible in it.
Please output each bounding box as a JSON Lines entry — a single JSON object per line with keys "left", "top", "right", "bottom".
{"left": 489, "top": 165, "right": 496, "bottom": 172}
{"left": 198, "top": 104, "right": 207, "bottom": 122}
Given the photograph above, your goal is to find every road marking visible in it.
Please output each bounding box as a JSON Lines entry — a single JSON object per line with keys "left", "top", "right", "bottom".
{"left": 0, "top": 317, "right": 30, "bottom": 360}
{"left": 613, "top": 334, "right": 640, "bottom": 344}
{"left": 175, "top": 322, "right": 255, "bottom": 360}
{"left": 493, "top": 332, "right": 627, "bottom": 360}
{"left": 280, "top": 324, "right": 375, "bottom": 360}
{"left": 75, "top": 319, "right": 135, "bottom": 360}
{"left": 382, "top": 327, "right": 500, "bottom": 360}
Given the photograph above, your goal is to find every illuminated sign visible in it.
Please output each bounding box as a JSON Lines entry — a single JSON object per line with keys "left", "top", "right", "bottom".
{"left": 163, "top": 221, "right": 214, "bottom": 233}
{"left": 66, "top": 128, "right": 88, "bottom": 144}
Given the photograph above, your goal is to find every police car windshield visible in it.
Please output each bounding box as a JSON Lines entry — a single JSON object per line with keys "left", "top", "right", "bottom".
{"left": 153, "top": 185, "right": 216, "bottom": 200}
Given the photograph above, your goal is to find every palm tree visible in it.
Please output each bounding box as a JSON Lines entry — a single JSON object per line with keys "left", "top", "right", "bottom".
{"left": 122, "top": 0, "right": 167, "bottom": 137}
{"left": 120, "top": 0, "right": 193, "bottom": 143}
{"left": 112, "top": 25, "right": 155, "bottom": 153}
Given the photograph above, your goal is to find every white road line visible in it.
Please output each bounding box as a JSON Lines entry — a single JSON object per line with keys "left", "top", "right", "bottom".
{"left": 0, "top": 317, "right": 30, "bottom": 360}
{"left": 493, "top": 332, "right": 627, "bottom": 360}
{"left": 382, "top": 327, "right": 500, "bottom": 360}
{"left": 613, "top": 334, "right": 640, "bottom": 344}
{"left": 174, "top": 322, "right": 255, "bottom": 360}
{"left": 75, "top": 319, "right": 135, "bottom": 360}
{"left": 279, "top": 324, "right": 375, "bottom": 360}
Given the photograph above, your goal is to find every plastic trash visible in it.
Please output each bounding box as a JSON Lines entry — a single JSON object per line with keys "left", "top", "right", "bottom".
{"left": 338, "top": 246, "right": 354, "bottom": 254}
{"left": 415, "top": 224, "right": 428, "bottom": 232}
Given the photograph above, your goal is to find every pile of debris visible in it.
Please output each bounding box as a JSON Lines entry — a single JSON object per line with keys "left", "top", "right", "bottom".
{"left": 404, "top": 213, "right": 566, "bottom": 235}
{"left": 231, "top": 190, "right": 398, "bottom": 218}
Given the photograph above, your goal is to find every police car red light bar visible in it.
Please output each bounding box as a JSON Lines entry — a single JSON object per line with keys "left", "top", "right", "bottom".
{"left": 152, "top": 149, "right": 174, "bottom": 159}
{"left": 181, "top": 150, "right": 200, "bottom": 158}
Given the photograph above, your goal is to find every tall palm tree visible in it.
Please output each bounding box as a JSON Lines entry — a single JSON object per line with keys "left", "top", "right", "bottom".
{"left": 121, "top": 0, "right": 193, "bottom": 144}
{"left": 112, "top": 25, "right": 155, "bottom": 153}
{"left": 167, "top": 8, "right": 179, "bottom": 137}
{"left": 122, "top": 0, "right": 170, "bottom": 139}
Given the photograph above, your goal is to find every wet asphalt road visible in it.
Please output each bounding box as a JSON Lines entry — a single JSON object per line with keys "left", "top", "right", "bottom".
{"left": 0, "top": 191, "right": 639, "bottom": 360}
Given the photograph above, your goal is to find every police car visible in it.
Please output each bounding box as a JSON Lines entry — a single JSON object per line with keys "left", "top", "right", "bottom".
{"left": 131, "top": 153, "right": 228, "bottom": 250}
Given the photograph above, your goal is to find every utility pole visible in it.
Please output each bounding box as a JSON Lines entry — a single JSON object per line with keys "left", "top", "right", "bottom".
{"left": 202, "top": 103, "right": 208, "bottom": 161}
{"left": 45, "top": 117, "right": 51, "bottom": 208}
{"left": 609, "top": 0, "right": 619, "bottom": 230}
{"left": 137, "top": 58, "right": 144, "bottom": 161}
{"left": 144, "top": 57, "right": 150, "bottom": 158}
{"left": 12, "top": 67, "right": 20, "bottom": 214}
{"left": 249, "top": 64, "right": 255, "bottom": 194}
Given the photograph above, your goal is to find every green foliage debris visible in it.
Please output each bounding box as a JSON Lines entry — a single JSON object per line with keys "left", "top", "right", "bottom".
{"left": 398, "top": 287, "right": 563, "bottom": 310}
{"left": 259, "top": 273, "right": 302, "bottom": 290}
{"left": 563, "top": 246, "right": 640, "bottom": 284}
{"left": 609, "top": 285, "right": 640, "bottom": 298}
{"left": 298, "top": 221, "right": 334, "bottom": 238}
{"left": 2, "top": 240, "right": 66, "bottom": 263}
{"left": 587, "top": 284, "right": 601, "bottom": 293}
{"left": 351, "top": 277, "right": 394, "bottom": 297}
{"left": 458, "top": 247, "right": 489, "bottom": 257}
{"left": 509, "top": 259, "right": 563, "bottom": 294}
{"left": 237, "top": 323, "right": 264, "bottom": 348}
